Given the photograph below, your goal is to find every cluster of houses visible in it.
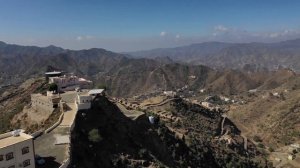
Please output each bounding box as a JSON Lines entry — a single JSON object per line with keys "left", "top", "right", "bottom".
{"left": 46, "top": 71, "right": 92, "bottom": 92}
{"left": 0, "top": 71, "right": 104, "bottom": 168}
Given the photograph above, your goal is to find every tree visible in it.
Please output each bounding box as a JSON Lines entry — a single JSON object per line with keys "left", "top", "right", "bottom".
{"left": 48, "top": 83, "right": 58, "bottom": 92}
{"left": 97, "top": 84, "right": 107, "bottom": 90}
{"left": 88, "top": 129, "right": 102, "bottom": 142}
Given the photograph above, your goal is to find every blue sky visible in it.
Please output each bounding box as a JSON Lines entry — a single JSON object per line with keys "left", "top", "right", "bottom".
{"left": 1, "top": 0, "right": 300, "bottom": 51}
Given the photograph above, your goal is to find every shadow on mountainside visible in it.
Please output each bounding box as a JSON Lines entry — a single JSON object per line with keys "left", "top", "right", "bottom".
{"left": 69, "top": 96, "right": 220, "bottom": 168}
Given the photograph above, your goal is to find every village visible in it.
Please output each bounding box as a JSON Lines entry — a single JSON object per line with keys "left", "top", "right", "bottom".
{"left": 1, "top": 71, "right": 300, "bottom": 168}
{"left": 0, "top": 72, "right": 104, "bottom": 168}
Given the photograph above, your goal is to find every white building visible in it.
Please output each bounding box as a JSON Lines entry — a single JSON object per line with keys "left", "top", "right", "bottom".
{"left": 75, "top": 92, "right": 92, "bottom": 110}
{"left": 201, "top": 101, "right": 213, "bottom": 109}
{"left": 199, "top": 89, "right": 205, "bottom": 93}
{"left": 248, "top": 89, "right": 257, "bottom": 93}
{"left": 220, "top": 96, "right": 230, "bottom": 102}
{"left": 0, "top": 130, "right": 35, "bottom": 168}
{"left": 290, "top": 143, "right": 300, "bottom": 148}
{"left": 288, "top": 154, "right": 296, "bottom": 160}
{"left": 88, "top": 89, "right": 104, "bottom": 96}
{"left": 163, "top": 91, "right": 177, "bottom": 97}
{"left": 49, "top": 75, "right": 92, "bottom": 92}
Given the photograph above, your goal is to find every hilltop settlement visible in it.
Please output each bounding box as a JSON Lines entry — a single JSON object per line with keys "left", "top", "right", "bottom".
{"left": 1, "top": 68, "right": 300, "bottom": 168}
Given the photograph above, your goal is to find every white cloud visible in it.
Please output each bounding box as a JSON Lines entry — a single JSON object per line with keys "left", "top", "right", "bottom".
{"left": 76, "top": 35, "right": 94, "bottom": 41}
{"left": 85, "top": 35, "right": 93, "bottom": 39}
{"left": 160, "top": 31, "right": 167, "bottom": 36}
{"left": 214, "top": 25, "right": 229, "bottom": 32}
{"left": 76, "top": 36, "right": 83, "bottom": 41}
{"left": 269, "top": 33, "right": 279, "bottom": 38}
{"left": 209, "top": 25, "right": 300, "bottom": 43}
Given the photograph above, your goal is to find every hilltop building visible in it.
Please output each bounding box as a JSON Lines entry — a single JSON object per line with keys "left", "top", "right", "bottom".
{"left": 0, "top": 130, "right": 35, "bottom": 168}
{"left": 88, "top": 89, "right": 105, "bottom": 96}
{"left": 49, "top": 75, "right": 92, "bottom": 92}
{"left": 45, "top": 71, "right": 62, "bottom": 81}
{"left": 31, "top": 93, "right": 61, "bottom": 113}
{"left": 75, "top": 89, "right": 105, "bottom": 110}
{"left": 76, "top": 92, "right": 92, "bottom": 110}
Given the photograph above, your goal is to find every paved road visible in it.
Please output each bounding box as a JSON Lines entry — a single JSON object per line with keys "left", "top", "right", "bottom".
{"left": 34, "top": 91, "right": 79, "bottom": 168}
{"left": 60, "top": 103, "right": 77, "bottom": 127}
{"left": 34, "top": 127, "right": 70, "bottom": 168}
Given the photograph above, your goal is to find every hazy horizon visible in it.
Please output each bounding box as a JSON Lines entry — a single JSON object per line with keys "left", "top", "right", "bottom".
{"left": 1, "top": 0, "right": 300, "bottom": 52}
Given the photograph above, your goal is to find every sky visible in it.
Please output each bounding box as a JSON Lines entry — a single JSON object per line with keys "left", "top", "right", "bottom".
{"left": 1, "top": 0, "right": 300, "bottom": 52}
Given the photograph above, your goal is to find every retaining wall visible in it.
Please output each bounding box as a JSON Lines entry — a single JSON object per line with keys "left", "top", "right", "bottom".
{"left": 44, "top": 113, "right": 64, "bottom": 133}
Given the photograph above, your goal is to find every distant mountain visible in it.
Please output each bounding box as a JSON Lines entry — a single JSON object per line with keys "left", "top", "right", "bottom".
{"left": 127, "top": 39, "right": 300, "bottom": 71}
{"left": 128, "top": 42, "right": 233, "bottom": 63}
{"left": 0, "top": 41, "right": 296, "bottom": 97}
{"left": 0, "top": 41, "right": 65, "bottom": 57}
{"left": 0, "top": 42, "right": 126, "bottom": 77}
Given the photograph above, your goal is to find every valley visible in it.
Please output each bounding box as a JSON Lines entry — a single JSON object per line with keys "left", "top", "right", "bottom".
{"left": 0, "top": 40, "right": 300, "bottom": 168}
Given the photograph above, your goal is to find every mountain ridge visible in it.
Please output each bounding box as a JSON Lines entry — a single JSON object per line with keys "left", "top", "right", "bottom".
{"left": 127, "top": 38, "right": 300, "bottom": 71}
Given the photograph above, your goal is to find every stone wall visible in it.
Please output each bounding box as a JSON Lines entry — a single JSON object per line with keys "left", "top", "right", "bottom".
{"left": 31, "top": 94, "right": 55, "bottom": 113}
{"left": 31, "top": 94, "right": 61, "bottom": 115}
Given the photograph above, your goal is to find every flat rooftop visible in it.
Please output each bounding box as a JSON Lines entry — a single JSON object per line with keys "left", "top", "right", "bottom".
{"left": 88, "top": 89, "right": 104, "bottom": 95}
{"left": 0, "top": 132, "right": 32, "bottom": 149}
{"left": 45, "top": 71, "right": 62, "bottom": 75}
{"left": 78, "top": 91, "right": 90, "bottom": 96}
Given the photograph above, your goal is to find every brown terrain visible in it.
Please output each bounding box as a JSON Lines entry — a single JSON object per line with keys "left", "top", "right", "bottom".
{"left": 0, "top": 78, "right": 60, "bottom": 134}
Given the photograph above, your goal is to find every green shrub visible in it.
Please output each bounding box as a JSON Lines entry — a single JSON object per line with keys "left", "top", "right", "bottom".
{"left": 97, "top": 84, "right": 107, "bottom": 90}
{"left": 138, "top": 148, "right": 147, "bottom": 158}
{"left": 48, "top": 83, "right": 58, "bottom": 92}
{"left": 88, "top": 129, "right": 103, "bottom": 142}
{"left": 253, "top": 135, "right": 262, "bottom": 142}
{"left": 257, "top": 143, "right": 265, "bottom": 148}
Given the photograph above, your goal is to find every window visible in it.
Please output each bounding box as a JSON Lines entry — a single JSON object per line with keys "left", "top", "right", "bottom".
{"left": 0, "top": 154, "right": 3, "bottom": 161}
{"left": 22, "top": 147, "right": 30, "bottom": 155}
{"left": 23, "top": 159, "right": 30, "bottom": 167}
{"left": 6, "top": 152, "right": 14, "bottom": 160}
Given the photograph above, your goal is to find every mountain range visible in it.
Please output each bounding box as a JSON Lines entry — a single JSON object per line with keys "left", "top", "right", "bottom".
{"left": 128, "top": 39, "right": 300, "bottom": 71}
{"left": 0, "top": 40, "right": 299, "bottom": 97}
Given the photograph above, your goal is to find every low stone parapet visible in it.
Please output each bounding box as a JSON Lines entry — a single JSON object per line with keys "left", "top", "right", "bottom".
{"left": 44, "top": 113, "right": 64, "bottom": 133}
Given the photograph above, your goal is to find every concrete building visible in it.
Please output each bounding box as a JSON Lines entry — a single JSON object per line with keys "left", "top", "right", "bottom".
{"left": 45, "top": 71, "right": 62, "bottom": 81}
{"left": 75, "top": 92, "right": 92, "bottom": 110}
{"left": 201, "top": 101, "right": 213, "bottom": 109}
{"left": 290, "top": 143, "right": 300, "bottom": 148}
{"left": 0, "top": 130, "right": 35, "bottom": 168}
{"left": 49, "top": 75, "right": 92, "bottom": 92}
{"left": 248, "top": 89, "right": 257, "bottom": 93}
{"left": 163, "top": 91, "right": 177, "bottom": 97}
{"left": 288, "top": 154, "right": 296, "bottom": 160}
{"left": 199, "top": 89, "right": 205, "bottom": 93}
{"left": 88, "top": 89, "right": 104, "bottom": 96}
{"left": 31, "top": 93, "right": 61, "bottom": 113}
{"left": 220, "top": 96, "right": 230, "bottom": 102}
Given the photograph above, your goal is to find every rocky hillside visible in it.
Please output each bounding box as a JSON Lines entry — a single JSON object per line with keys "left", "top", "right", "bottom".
{"left": 227, "top": 74, "right": 300, "bottom": 149}
{"left": 0, "top": 78, "right": 48, "bottom": 133}
{"left": 70, "top": 96, "right": 264, "bottom": 168}
{"left": 96, "top": 62, "right": 297, "bottom": 97}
